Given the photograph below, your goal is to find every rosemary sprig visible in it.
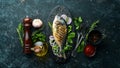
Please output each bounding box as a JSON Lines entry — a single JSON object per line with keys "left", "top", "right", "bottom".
{"left": 48, "top": 22, "right": 52, "bottom": 29}
{"left": 85, "top": 20, "right": 99, "bottom": 40}
{"left": 16, "top": 23, "right": 23, "bottom": 46}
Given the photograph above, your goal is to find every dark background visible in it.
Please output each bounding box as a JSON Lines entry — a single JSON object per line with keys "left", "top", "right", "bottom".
{"left": 0, "top": 0, "right": 120, "bottom": 68}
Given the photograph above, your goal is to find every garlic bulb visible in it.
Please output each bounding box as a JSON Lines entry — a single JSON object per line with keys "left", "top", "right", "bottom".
{"left": 32, "top": 19, "right": 43, "bottom": 28}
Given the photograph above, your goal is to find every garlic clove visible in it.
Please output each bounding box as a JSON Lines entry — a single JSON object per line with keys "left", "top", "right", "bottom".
{"left": 34, "top": 49, "right": 40, "bottom": 53}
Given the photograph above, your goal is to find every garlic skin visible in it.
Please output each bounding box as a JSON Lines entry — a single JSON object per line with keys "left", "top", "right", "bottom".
{"left": 32, "top": 19, "right": 43, "bottom": 28}
{"left": 31, "top": 41, "right": 43, "bottom": 53}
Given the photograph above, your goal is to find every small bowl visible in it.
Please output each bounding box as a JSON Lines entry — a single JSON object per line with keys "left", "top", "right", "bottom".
{"left": 88, "top": 30, "right": 103, "bottom": 45}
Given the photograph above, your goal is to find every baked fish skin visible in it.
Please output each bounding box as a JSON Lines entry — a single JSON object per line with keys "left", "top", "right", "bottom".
{"left": 52, "top": 15, "right": 67, "bottom": 58}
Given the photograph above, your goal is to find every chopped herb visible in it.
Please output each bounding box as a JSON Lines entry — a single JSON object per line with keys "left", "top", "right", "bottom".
{"left": 32, "top": 30, "right": 46, "bottom": 43}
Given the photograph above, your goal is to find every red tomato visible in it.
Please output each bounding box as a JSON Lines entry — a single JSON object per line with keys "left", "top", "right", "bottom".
{"left": 84, "top": 44, "right": 96, "bottom": 57}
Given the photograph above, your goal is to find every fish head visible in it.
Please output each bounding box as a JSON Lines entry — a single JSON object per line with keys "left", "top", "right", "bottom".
{"left": 53, "top": 15, "right": 66, "bottom": 32}
{"left": 53, "top": 15, "right": 66, "bottom": 26}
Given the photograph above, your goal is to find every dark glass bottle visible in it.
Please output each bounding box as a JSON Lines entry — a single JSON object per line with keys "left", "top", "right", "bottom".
{"left": 23, "top": 16, "right": 32, "bottom": 54}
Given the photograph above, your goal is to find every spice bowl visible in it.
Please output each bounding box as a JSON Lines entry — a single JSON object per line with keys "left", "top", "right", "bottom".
{"left": 88, "top": 30, "right": 103, "bottom": 45}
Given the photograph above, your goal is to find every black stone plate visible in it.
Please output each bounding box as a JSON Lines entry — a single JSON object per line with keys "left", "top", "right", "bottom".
{"left": 47, "top": 5, "right": 74, "bottom": 63}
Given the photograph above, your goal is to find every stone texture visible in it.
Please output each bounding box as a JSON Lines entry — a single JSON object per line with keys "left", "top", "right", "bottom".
{"left": 0, "top": 0, "right": 120, "bottom": 68}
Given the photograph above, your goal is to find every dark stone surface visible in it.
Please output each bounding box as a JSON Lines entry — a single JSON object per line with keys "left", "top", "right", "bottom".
{"left": 0, "top": 0, "right": 120, "bottom": 68}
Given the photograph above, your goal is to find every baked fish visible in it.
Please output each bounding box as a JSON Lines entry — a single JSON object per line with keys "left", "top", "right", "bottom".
{"left": 52, "top": 15, "right": 67, "bottom": 59}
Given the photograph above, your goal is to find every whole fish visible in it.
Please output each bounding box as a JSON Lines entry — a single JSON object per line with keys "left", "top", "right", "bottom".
{"left": 52, "top": 15, "right": 67, "bottom": 59}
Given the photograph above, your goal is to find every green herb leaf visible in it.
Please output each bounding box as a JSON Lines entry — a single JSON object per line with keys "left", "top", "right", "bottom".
{"left": 85, "top": 20, "right": 99, "bottom": 40}
{"left": 74, "top": 20, "right": 78, "bottom": 27}
{"left": 74, "top": 17, "right": 83, "bottom": 30}
{"left": 16, "top": 23, "right": 23, "bottom": 46}
{"left": 68, "top": 25, "right": 72, "bottom": 33}
{"left": 64, "top": 45, "right": 72, "bottom": 50}
{"left": 53, "top": 45, "right": 59, "bottom": 50}
{"left": 67, "top": 39, "right": 72, "bottom": 44}
{"left": 77, "top": 41, "right": 85, "bottom": 53}
{"left": 68, "top": 32, "right": 75, "bottom": 39}
{"left": 89, "top": 20, "right": 99, "bottom": 32}
{"left": 62, "top": 45, "right": 72, "bottom": 52}
{"left": 76, "top": 26, "right": 79, "bottom": 30}
{"left": 48, "top": 22, "right": 52, "bottom": 29}
{"left": 78, "top": 17, "right": 82, "bottom": 23}
{"left": 32, "top": 31, "right": 46, "bottom": 43}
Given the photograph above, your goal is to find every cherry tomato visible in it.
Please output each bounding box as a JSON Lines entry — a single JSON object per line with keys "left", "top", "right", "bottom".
{"left": 84, "top": 44, "right": 96, "bottom": 57}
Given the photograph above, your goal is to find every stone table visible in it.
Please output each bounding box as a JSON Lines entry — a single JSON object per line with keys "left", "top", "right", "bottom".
{"left": 0, "top": 0, "right": 120, "bottom": 68}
